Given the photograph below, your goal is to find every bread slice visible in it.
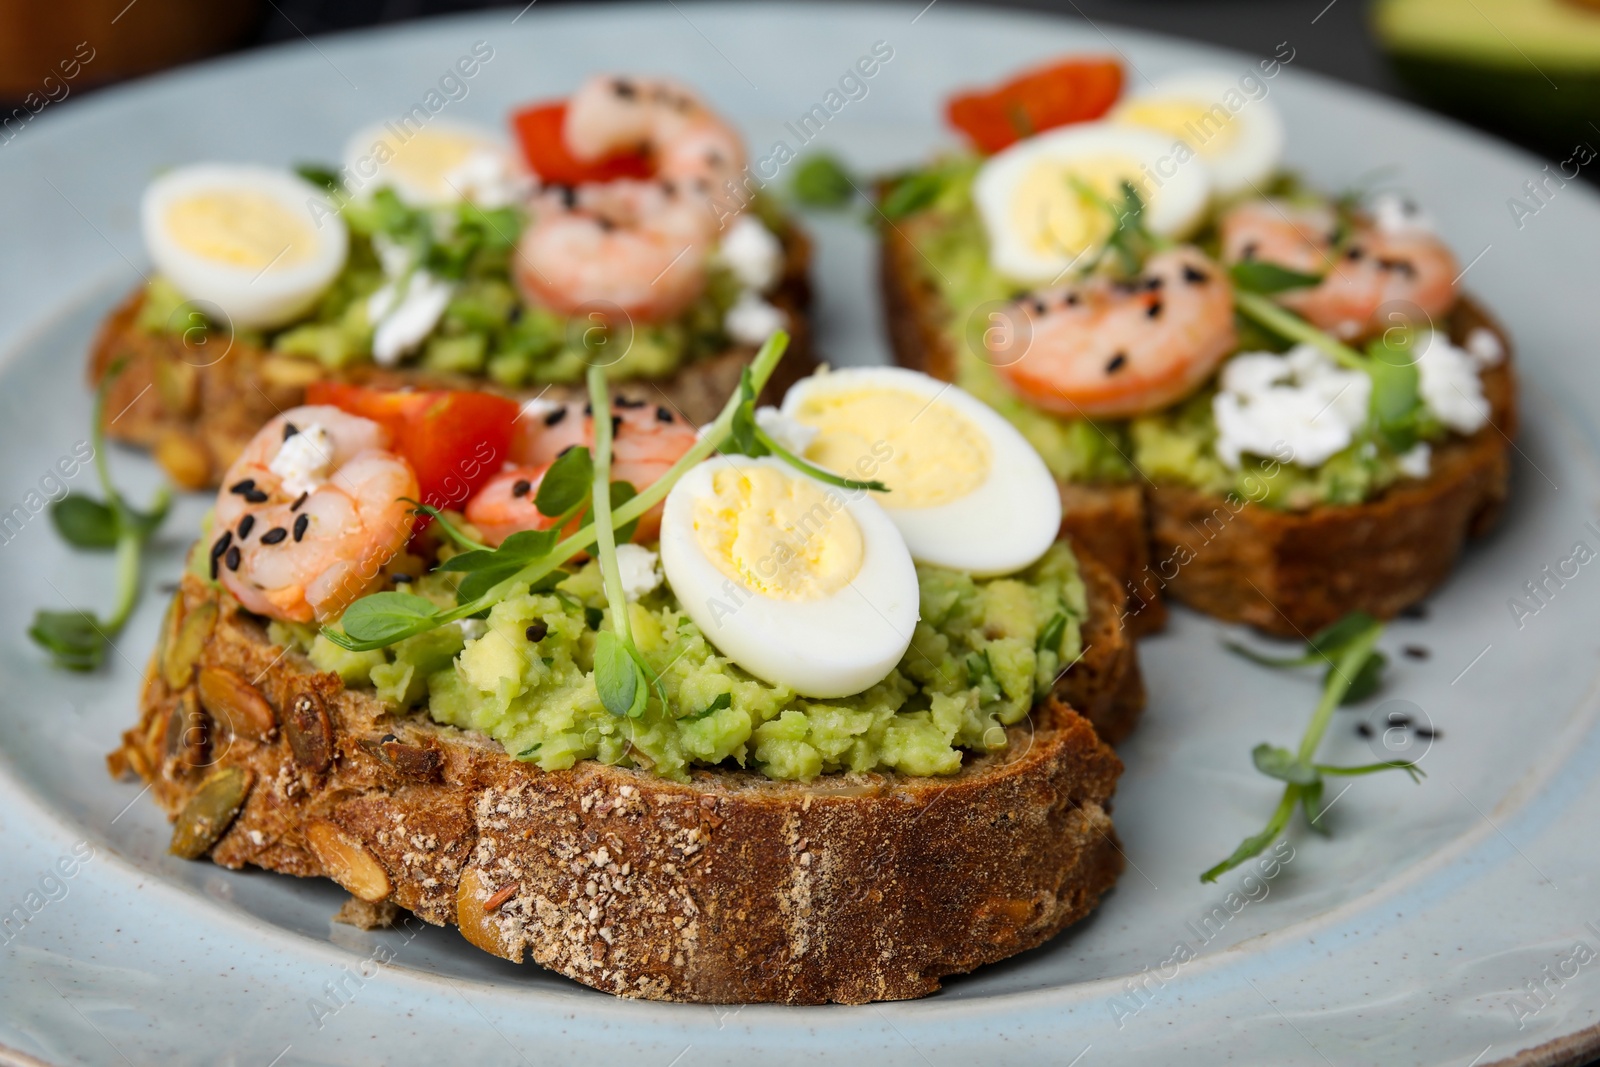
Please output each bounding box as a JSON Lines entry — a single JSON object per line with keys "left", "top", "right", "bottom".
{"left": 879, "top": 214, "right": 1167, "bottom": 635}
{"left": 110, "top": 555, "right": 1132, "bottom": 1004}
{"left": 88, "top": 222, "right": 815, "bottom": 490}
{"left": 879, "top": 213, "right": 1515, "bottom": 637}
{"left": 1146, "top": 299, "right": 1515, "bottom": 636}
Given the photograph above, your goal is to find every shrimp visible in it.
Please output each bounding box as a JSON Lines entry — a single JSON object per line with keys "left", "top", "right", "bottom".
{"left": 466, "top": 399, "right": 697, "bottom": 545}
{"left": 211, "top": 406, "right": 418, "bottom": 623}
{"left": 564, "top": 75, "right": 747, "bottom": 192}
{"left": 1220, "top": 198, "right": 1460, "bottom": 341}
{"left": 515, "top": 179, "right": 713, "bottom": 322}
{"left": 992, "top": 246, "right": 1238, "bottom": 419}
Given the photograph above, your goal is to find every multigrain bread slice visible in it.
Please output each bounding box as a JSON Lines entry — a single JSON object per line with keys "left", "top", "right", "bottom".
{"left": 879, "top": 214, "right": 1167, "bottom": 635}
{"left": 880, "top": 211, "right": 1517, "bottom": 636}
{"left": 109, "top": 564, "right": 1130, "bottom": 1004}
{"left": 1146, "top": 299, "right": 1516, "bottom": 636}
{"left": 88, "top": 222, "right": 815, "bottom": 491}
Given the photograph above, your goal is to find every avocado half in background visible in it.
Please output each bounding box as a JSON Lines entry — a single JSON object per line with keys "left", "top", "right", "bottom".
{"left": 1375, "top": 0, "right": 1600, "bottom": 157}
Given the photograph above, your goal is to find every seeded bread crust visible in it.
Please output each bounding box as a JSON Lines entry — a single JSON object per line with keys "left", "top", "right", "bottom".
{"left": 88, "top": 222, "right": 815, "bottom": 490}
{"left": 879, "top": 210, "right": 1517, "bottom": 636}
{"left": 111, "top": 560, "right": 1129, "bottom": 1004}
{"left": 878, "top": 213, "right": 1167, "bottom": 635}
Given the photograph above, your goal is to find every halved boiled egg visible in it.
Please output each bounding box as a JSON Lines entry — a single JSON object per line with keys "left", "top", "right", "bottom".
{"left": 780, "top": 367, "right": 1061, "bottom": 576}
{"left": 343, "top": 120, "right": 528, "bottom": 207}
{"left": 659, "top": 455, "right": 919, "bottom": 698}
{"left": 1111, "top": 71, "right": 1285, "bottom": 197}
{"left": 141, "top": 164, "right": 348, "bottom": 331}
{"left": 973, "top": 123, "right": 1212, "bottom": 283}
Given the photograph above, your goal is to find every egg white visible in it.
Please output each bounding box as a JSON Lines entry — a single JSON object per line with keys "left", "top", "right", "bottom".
{"left": 141, "top": 164, "right": 348, "bottom": 331}
{"left": 659, "top": 455, "right": 920, "bottom": 699}
{"left": 781, "top": 367, "right": 1062, "bottom": 577}
{"left": 1112, "top": 71, "right": 1285, "bottom": 197}
{"left": 973, "top": 123, "right": 1212, "bottom": 283}
{"left": 342, "top": 120, "right": 525, "bottom": 206}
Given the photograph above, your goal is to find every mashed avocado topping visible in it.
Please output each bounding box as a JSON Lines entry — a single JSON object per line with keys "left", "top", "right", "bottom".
{"left": 139, "top": 190, "right": 789, "bottom": 386}
{"left": 886, "top": 160, "right": 1472, "bottom": 509}
{"left": 273, "top": 540, "right": 1087, "bottom": 783}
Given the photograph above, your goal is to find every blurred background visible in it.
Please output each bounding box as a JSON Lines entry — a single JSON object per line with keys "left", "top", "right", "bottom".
{"left": 2, "top": 0, "right": 1597, "bottom": 172}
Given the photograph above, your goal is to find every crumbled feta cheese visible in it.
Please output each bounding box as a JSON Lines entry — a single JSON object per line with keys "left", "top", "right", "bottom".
{"left": 1465, "top": 326, "right": 1505, "bottom": 369}
{"left": 367, "top": 271, "right": 454, "bottom": 366}
{"left": 614, "top": 544, "right": 663, "bottom": 601}
{"left": 1415, "top": 329, "right": 1492, "bottom": 434}
{"left": 1397, "top": 442, "right": 1432, "bottom": 479}
{"left": 443, "top": 149, "right": 532, "bottom": 209}
{"left": 724, "top": 291, "right": 787, "bottom": 346}
{"left": 521, "top": 396, "right": 564, "bottom": 424}
{"left": 371, "top": 234, "right": 413, "bottom": 277}
{"left": 269, "top": 423, "right": 335, "bottom": 497}
{"left": 754, "top": 406, "right": 819, "bottom": 454}
{"left": 1212, "top": 345, "right": 1372, "bottom": 469}
{"left": 1370, "top": 192, "right": 1434, "bottom": 236}
{"left": 457, "top": 618, "right": 487, "bottom": 642}
{"left": 718, "top": 215, "right": 785, "bottom": 292}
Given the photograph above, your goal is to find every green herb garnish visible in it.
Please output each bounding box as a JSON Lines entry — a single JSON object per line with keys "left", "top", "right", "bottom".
{"left": 28, "top": 360, "right": 171, "bottom": 671}
{"left": 1202, "top": 612, "right": 1422, "bottom": 883}
{"left": 1227, "top": 260, "right": 1324, "bottom": 295}
{"left": 728, "top": 367, "right": 889, "bottom": 493}
{"left": 792, "top": 154, "right": 858, "bottom": 209}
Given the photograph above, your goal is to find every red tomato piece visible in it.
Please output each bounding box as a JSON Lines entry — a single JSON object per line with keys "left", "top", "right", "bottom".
{"left": 510, "top": 100, "right": 654, "bottom": 185}
{"left": 305, "top": 383, "right": 518, "bottom": 518}
{"left": 946, "top": 57, "right": 1123, "bottom": 154}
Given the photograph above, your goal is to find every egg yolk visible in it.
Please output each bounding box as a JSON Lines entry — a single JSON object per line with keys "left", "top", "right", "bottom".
{"left": 166, "top": 191, "right": 316, "bottom": 271}
{"left": 791, "top": 387, "right": 991, "bottom": 510}
{"left": 1010, "top": 153, "right": 1144, "bottom": 260}
{"left": 377, "top": 128, "right": 486, "bottom": 198}
{"left": 1115, "top": 98, "right": 1240, "bottom": 158}
{"left": 692, "top": 466, "right": 863, "bottom": 601}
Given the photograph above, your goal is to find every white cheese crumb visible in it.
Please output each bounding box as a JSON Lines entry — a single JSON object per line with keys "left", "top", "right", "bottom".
{"left": 1415, "top": 329, "right": 1492, "bottom": 434}
{"left": 1212, "top": 345, "right": 1372, "bottom": 469}
{"left": 367, "top": 271, "right": 454, "bottom": 366}
{"left": 754, "top": 406, "right": 819, "bottom": 454}
{"left": 1397, "top": 442, "right": 1432, "bottom": 479}
{"left": 1370, "top": 192, "right": 1434, "bottom": 236}
{"left": 718, "top": 215, "right": 785, "bottom": 292}
{"left": 520, "top": 396, "right": 564, "bottom": 423}
{"left": 444, "top": 149, "right": 532, "bottom": 209}
{"left": 457, "top": 618, "right": 487, "bottom": 642}
{"left": 614, "top": 544, "right": 663, "bottom": 601}
{"left": 724, "top": 291, "right": 787, "bottom": 346}
{"left": 269, "top": 423, "right": 335, "bottom": 497}
{"left": 1465, "top": 327, "right": 1505, "bottom": 368}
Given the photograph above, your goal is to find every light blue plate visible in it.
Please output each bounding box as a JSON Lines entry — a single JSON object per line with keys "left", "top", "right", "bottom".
{"left": 3, "top": 5, "right": 1599, "bottom": 1064}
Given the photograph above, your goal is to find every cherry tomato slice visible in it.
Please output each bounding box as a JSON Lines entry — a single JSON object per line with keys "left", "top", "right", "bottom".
{"left": 946, "top": 57, "right": 1123, "bottom": 154}
{"left": 510, "top": 100, "right": 654, "bottom": 185}
{"left": 305, "top": 383, "right": 518, "bottom": 520}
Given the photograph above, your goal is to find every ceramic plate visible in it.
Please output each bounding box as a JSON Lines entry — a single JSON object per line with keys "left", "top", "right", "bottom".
{"left": 2, "top": 4, "right": 1599, "bottom": 1064}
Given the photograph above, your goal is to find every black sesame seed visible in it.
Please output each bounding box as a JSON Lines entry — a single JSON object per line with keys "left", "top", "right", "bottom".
{"left": 1030, "top": 299, "right": 1047, "bottom": 316}
{"left": 290, "top": 491, "right": 308, "bottom": 512}
{"left": 1403, "top": 645, "right": 1430, "bottom": 661}
{"left": 229, "top": 478, "right": 256, "bottom": 497}
{"left": 1182, "top": 265, "right": 1209, "bottom": 285}
{"left": 293, "top": 513, "right": 310, "bottom": 542}
{"left": 1241, "top": 241, "right": 1259, "bottom": 260}
{"left": 1146, "top": 301, "right": 1163, "bottom": 320}
{"left": 1063, "top": 292, "right": 1080, "bottom": 307}
{"left": 1144, "top": 276, "right": 1164, "bottom": 291}
{"left": 244, "top": 488, "right": 269, "bottom": 504}
{"left": 1387, "top": 712, "right": 1413, "bottom": 728}
{"left": 616, "top": 396, "right": 646, "bottom": 409}
{"left": 393, "top": 573, "right": 414, "bottom": 584}
{"left": 613, "top": 78, "right": 636, "bottom": 99}
{"left": 1415, "top": 726, "right": 1440, "bottom": 740}
{"left": 260, "top": 527, "right": 288, "bottom": 545}
{"left": 209, "top": 532, "right": 232, "bottom": 580}
{"left": 556, "top": 184, "right": 576, "bottom": 209}
{"left": 611, "top": 414, "right": 623, "bottom": 437}
{"left": 236, "top": 514, "right": 255, "bottom": 540}
{"left": 512, "top": 479, "right": 532, "bottom": 498}
{"left": 656, "top": 406, "right": 674, "bottom": 423}
{"left": 596, "top": 217, "right": 616, "bottom": 233}
{"left": 1399, "top": 603, "right": 1429, "bottom": 620}
{"left": 283, "top": 422, "right": 299, "bottom": 441}
{"left": 525, "top": 620, "right": 549, "bottom": 643}
{"left": 1106, "top": 352, "right": 1128, "bottom": 374}
{"left": 225, "top": 546, "right": 241, "bottom": 572}
{"left": 1356, "top": 722, "right": 1373, "bottom": 738}
{"left": 583, "top": 402, "right": 593, "bottom": 416}
{"left": 1346, "top": 246, "right": 1364, "bottom": 262}
{"left": 543, "top": 407, "right": 568, "bottom": 427}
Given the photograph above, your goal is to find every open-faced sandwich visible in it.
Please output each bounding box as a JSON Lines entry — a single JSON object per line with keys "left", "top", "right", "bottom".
{"left": 110, "top": 336, "right": 1140, "bottom": 1004}
{"left": 879, "top": 57, "right": 1515, "bottom": 634}
{"left": 90, "top": 74, "right": 814, "bottom": 494}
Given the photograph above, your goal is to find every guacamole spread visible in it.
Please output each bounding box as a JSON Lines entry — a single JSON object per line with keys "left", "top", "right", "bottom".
{"left": 270, "top": 541, "right": 1089, "bottom": 783}
{"left": 889, "top": 159, "right": 1456, "bottom": 509}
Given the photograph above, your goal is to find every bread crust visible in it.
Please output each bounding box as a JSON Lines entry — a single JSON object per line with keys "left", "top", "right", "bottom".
{"left": 878, "top": 213, "right": 1166, "bottom": 635}
{"left": 112, "top": 565, "right": 1128, "bottom": 1004}
{"left": 878, "top": 211, "right": 1516, "bottom": 636}
{"left": 89, "top": 222, "right": 816, "bottom": 489}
